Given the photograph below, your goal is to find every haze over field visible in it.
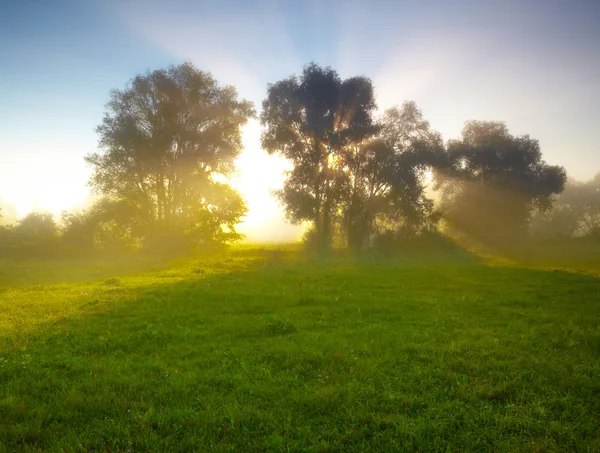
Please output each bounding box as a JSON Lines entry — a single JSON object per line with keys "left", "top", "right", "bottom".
{"left": 1, "top": 0, "right": 599, "bottom": 242}
{"left": 2, "top": 3, "right": 600, "bottom": 450}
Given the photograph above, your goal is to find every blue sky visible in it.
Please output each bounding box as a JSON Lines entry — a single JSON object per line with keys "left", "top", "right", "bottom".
{"left": 1, "top": 0, "right": 599, "bottom": 237}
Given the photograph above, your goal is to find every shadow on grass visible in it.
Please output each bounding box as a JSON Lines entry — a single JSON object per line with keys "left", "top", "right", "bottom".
{"left": 2, "top": 245, "right": 597, "bottom": 347}
{"left": 1, "top": 247, "right": 599, "bottom": 451}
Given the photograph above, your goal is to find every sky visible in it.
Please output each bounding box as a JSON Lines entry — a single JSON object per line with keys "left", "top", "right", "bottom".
{"left": 1, "top": 0, "right": 599, "bottom": 240}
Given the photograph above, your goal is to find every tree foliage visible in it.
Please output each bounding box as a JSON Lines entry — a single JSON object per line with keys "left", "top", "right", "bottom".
{"left": 531, "top": 173, "right": 600, "bottom": 239}
{"left": 86, "top": 63, "right": 254, "bottom": 248}
{"left": 436, "top": 121, "right": 567, "bottom": 242}
{"left": 261, "top": 63, "right": 378, "bottom": 249}
{"left": 14, "top": 212, "right": 58, "bottom": 242}
{"left": 0, "top": 62, "right": 583, "bottom": 256}
{"left": 343, "top": 102, "right": 445, "bottom": 249}
{"left": 60, "top": 199, "right": 136, "bottom": 255}
{"left": 0, "top": 212, "right": 60, "bottom": 258}
{"left": 262, "top": 64, "right": 444, "bottom": 250}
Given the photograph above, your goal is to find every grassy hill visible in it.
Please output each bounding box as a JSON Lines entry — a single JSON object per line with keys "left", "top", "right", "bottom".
{"left": 1, "top": 246, "right": 599, "bottom": 452}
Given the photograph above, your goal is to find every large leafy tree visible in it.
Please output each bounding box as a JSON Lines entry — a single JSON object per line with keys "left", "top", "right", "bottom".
{"left": 437, "top": 121, "right": 566, "bottom": 242}
{"left": 86, "top": 63, "right": 254, "bottom": 246}
{"left": 343, "top": 102, "right": 445, "bottom": 249}
{"left": 261, "top": 64, "right": 378, "bottom": 249}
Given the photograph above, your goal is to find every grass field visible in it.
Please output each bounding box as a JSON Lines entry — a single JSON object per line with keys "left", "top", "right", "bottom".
{"left": 1, "top": 246, "right": 599, "bottom": 452}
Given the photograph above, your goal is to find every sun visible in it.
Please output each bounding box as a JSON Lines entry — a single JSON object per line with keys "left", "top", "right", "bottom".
{"left": 1, "top": 159, "right": 91, "bottom": 220}
{"left": 3, "top": 120, "right": 302, "bottom": 242}
{"left": 231, "top": 120, "right": 304, "bottom": 242}
{"left": 10, "top": 182, "right": 90, "bottom": 219}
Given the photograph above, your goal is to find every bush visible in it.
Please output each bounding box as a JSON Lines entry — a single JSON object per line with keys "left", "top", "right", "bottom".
{"left": 0, "top": 212, "right": 61, "bottom": 259}
{"left": 372, "top": 229, "right": 458, "bottom": 253}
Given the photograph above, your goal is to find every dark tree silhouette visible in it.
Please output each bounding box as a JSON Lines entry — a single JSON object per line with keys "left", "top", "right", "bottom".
{"left": 86, "top": 63, "right": 254, "bottom": 248}
{"left": 437, "top": 121, "right": 567, "bottom": 242}
{"left": 261, "top": 63, "right": 378, "bottom": 249}
{"left": 343, "top": 102, "right": 445, "bottom": 249}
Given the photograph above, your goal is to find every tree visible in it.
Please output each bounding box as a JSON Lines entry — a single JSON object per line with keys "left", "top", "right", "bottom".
{"left": 261, "top": 63, "right": 378, "bottom": 249}
{"left": 342, "top": 102, "right": 445, "bottom": 249}
{"left": 6, "top": 212, "right": 60, "bottom": 257}
{"left": 86, "top": 63, "right": 254, "bottom": 248}
{"left": 61, "top": 209, "right": 97, "bottom": 255}
{"left": 437, "top": 121, "right": 566, "bottom": 242}
{"left": 62, "top": 198, "right": 147, "bottom": 254}
{"left": 531, "top": 173, "right": 600, "bottom": 239}
{"left": 14, "top": 212, "right": 58, "bottom": 241}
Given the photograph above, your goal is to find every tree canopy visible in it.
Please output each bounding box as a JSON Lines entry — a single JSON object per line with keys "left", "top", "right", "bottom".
{"left": 532, "top": 173, "right": 600, "bottom": 239}
{"left": 0, "top": 212, "right": 60, "bottom": 258}
{"left": 343, "top": 102, "right": 445, "bottom": 249}
{"left": 261, "top": 63, "right": 379, "bottom": 249}
{"left": 437, "top": 121, "right": 567, "bottom": 242}
{"left": 86, "top": 62, "right": 255, "bottom": 248}
{"left": 0, "top": 62, "right": 582, "bottom": 258}
{"left": 261, "top": 64, "right": 444, "bottom": 250}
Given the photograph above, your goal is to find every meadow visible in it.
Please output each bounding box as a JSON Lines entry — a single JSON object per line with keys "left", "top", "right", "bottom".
{"left": 0, "top": 245, "right": 599, "bottom": 452}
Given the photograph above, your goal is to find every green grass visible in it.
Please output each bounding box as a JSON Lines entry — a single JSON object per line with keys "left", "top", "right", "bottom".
{"left": 1, "top": 246, "right": 599, "bottom": 452}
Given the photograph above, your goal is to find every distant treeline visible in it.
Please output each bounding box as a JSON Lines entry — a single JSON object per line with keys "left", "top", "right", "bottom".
{"left": 1, "top": 62, "right": 598, "bottom": 259}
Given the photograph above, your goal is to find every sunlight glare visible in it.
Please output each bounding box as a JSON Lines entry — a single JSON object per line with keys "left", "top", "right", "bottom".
{"left": 0, "top": 153, "right": 91, "bottom": 219}
{"left": 231, "top": 120, "right": 304, "bottom": 242}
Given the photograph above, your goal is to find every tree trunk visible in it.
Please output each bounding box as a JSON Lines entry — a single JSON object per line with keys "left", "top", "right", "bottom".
{"left": 156, "top": 175, "right": 163, "bottom": 223}
{"left": 322, "top": 196, "right": 331, "bottom": 250}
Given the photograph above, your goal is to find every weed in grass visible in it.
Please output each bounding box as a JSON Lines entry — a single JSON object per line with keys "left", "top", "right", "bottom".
{"left": 103, "top": 277, "right": 122, "bottom": 286}
{"left": 298, "top": 295, "right": 319, "bottom": 305}
{"left": 264, "top": 315, "right": 296, "bottom": 335}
